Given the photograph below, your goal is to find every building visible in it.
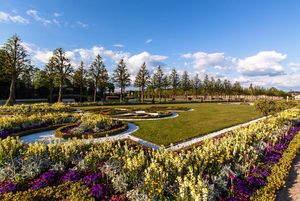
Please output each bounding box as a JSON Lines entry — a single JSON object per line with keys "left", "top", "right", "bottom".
{"left": 289, "top": 91, "right": 300, "bottom": 100}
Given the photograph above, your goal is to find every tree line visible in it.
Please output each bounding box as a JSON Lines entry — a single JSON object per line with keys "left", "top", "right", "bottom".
{"left": 0, "top": 34, "right": 288, "bottom": 106}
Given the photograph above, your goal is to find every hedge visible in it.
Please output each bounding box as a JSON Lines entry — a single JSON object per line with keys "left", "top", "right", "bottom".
{"left": 54, "top": 123, "right": 128, "bottom": 139}
{"left": 11, "top": 124, "right": 66, "bottom": 138}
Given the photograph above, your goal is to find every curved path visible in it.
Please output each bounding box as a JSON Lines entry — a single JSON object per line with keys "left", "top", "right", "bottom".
{"left": 112, "top": 112, "right": 178, "bottom": 121}
{"left": 20, "top": 113, "right": 267, "bottom": 152}
{"left": 276, "top": 153, "right": 300, "bottom": 201}
{"left": 20, "top": 123, "right": 139, "bottom": 144}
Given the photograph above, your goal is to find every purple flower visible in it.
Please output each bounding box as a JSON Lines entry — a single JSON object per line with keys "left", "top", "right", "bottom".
{"left": 0, "top": 130, "right": 10, "bottom": 139}
{"left": 31, "top": 170, "right": 60, "bottom": 190}
{"left": 233, "top": 177, "right": 254, "bottom": 200}
{"left": 62, "top": 170, "right": 82, "bottom": 182}
{"left": 249, "top": 167, "right": 270, "bottom": 178}
{"left": 246, "top": 176, "right": 265, "bottom": 187}
{"left": 0, "top": 182, "right": 17, "bottom": 193}
{"left": 82, "top": 172, "right": 103, "bottom": 187}
{"left": 90, "top": 184, "right": 106, "bottom": 199}
{"left": 263, "top": 151, "right": 282, "bottom": 164}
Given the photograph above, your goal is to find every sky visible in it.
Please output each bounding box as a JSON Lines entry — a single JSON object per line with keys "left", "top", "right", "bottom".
{"left": 1, "top": 0, "right": 300, "bottom": 91}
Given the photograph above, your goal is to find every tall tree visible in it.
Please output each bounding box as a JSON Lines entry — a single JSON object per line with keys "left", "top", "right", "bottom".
{"left": 181, "top": 71, "right": 191, "bottom": 101}
{"left": 2, "top": 34, "right": 31, "bottom": 105}
{"left": 134, "top": 62, "right": 150, "bottom": 103}
{"left": 192, "top": 73, "right": 201, "bottom": 99}
{"left": 148, "top": 74, "right": 156, "bottom": 103}
{"left": 98, "top": 62, "right": 109, "bottom": 100}
{"left": 153, "top": 65, "right": 164, "bottom": 101}
{"left": 169, "top": 68, "right": 180, "bottom": 100}
{"left": 89, "top": 54, "right": 106, "bottom": 102}
{"left": 73, "top": 61, "right": 87, "bottom": 102}
{"left": 32, "top": 57, "right": 57, "bottom": 103}
{"left": 203, "top": 74, "right": 210, "bottom": 98}
{"left": 113, "top": 59, "right": 131, "bottom": 102}
{"left": 51, "top": 48, "right": 72, "bottom": 102}
{"left": 162, "top": 75, "right": 170, "bottom": 102}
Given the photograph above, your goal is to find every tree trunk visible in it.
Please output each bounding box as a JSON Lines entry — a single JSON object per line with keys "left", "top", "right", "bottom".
{"left": 120, "top": 87, "right": 123, "bottom": 103}
{"left": 7, "top": 73, "right": 16, "bottom": 105}
{"left": 49, "top": 86, "right": 53, "bottom": 103}
{"left": 80, "top": 86, "right": 83, "bottom": 102}
{"left": 152, "top": 88, "right": 155, "bottom": 104}
{"left": 93, "top": 82, "right": 97, "bottom": 102}
{"left": 141, "top": 87, "right": 144, "bottom": 103}
{"left": 58, "top": 83, "right": 62, "bottom": 102}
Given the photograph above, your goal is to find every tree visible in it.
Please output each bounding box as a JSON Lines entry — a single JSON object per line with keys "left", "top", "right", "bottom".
{"left": 51, "top": 48, "right": 72, "bottom": 102}
{"left": 181, "top": 71, "right": 191, "bottom": 101}
{"left": 32, "top": 57, "right": 57, "bottom": 103}
{"left": 203, "top": 74, "right": 210, "bottom": 99}
{"left": 192, "top": 73, "right": 201, "bottom": 99}
{"left": 89, "top": 54, "right": 106, "bottom": 102}
{"left": 148, "top": 74, "right": 156, "bottom": 103}
{"left": 153, "top": 65, "right": 164, "bottom": 101}
{"left": 134, "top": 62, "right": 150, "bottom": 103}
{"left": 254, "top": 99, "right": 279, "bottom": 116}
{"left": 223, "top": 79, "right": 232, "bottom": 100}
{"left": 169, "top": 68, "right": 180, "bottom": 99}
{"left": 73, "top": 61, "right": 87, "bottom": 102}
{"left": 233, "top": 81, "right": 243, "bottom": 96}
{"left": 162, "top": 75, "right": 170, "bottom": 102}
{"left": 2, "top": 34, "right": 31, "bottom": 105}
{"left": 113, "top": 59, "right": 131, "bottom": 102}
{"left": 98, "top": 61, "right": 109, "bottom": 100}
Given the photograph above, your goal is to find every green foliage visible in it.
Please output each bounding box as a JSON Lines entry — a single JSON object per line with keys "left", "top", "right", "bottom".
{"left": 255, "top": 99, "right": 298, "bottom": 116}
{"left": 255, "top": 99, "right": 279, "bottom": 116}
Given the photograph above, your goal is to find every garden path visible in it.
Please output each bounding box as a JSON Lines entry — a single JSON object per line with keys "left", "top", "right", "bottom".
{"left": 276, "top": 153, "right": 300, "bottom": 201}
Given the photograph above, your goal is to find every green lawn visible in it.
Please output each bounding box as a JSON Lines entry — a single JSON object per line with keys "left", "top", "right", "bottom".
{"left": 75, "top": 103, "right": 260, "bottom": 146}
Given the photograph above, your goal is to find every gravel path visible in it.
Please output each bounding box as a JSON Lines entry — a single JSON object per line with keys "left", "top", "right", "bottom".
{"left": 276, "top": 153, "right": 300, "bottom": 201}
{"left": 167, "top": 116, "right": 267, "bottom": 151}
{"left": 112, "top": 112, "right": 179, "bottom": 121}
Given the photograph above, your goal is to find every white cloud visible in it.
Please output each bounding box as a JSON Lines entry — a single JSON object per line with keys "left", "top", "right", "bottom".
{"left": 181, "top": 52, "right": 233, "bottom": 71}
{"left": 76, "top": 21, "right": 88, "bottom": 28}
{"left": 33, "top": 50, "right": 53, "bottom": 64}
{"left": 26, "top": 10, "right": 52, "bottom": 25}
{"left": 288, "top": 62, "right": 300, "bottom": 72}
{"left": 237, "top": 51, "right": 286, "bottom": 76}
{"left": 234, "top": 74, "right": 300, "bottom": 90}
{"left": 126, "top": 51, "right": 168, "bottom": 76}
{"left": 0, "top": 11, "right": 29, "bottom": 24}
{"left": 54, "top": 12, "right": 63, "bottom": 17}
{"left": 146, "top": 39, "right": 152, "bottom": 43}
{"left": 112, "top": 44, "right": 124, "bottom": 48}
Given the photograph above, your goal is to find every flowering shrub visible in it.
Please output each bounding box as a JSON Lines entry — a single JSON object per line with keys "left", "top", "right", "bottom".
{"left": 0, "top": 109, "right": 299, "bottom": 200}
{"left": 0, "top": 102, "right": 75, "bottom": 114}
{"left": 0, "top": 112, "right": 76, "bottom": 139}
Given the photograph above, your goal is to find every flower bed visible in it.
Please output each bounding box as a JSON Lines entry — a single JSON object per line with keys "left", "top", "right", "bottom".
{"left": 53, "top": 113, "right": 127, "bottom": 139}
{"left": 112, "top": 111, "right": 173, "bottom": 119}
{"left": 0, "top": 109, "right": 299, "bottom": 200}
{"left": 0, "top": 113, "right": 76, "bottom": 139}
{"left": 54, "top": 123, "right": 128, "bottom": 139}
{"left": 0, "top": 102, "right": 75, "bottom": 115}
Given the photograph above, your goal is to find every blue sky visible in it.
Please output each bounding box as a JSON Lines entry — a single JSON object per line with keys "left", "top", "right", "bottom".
{"left": 1, "top": 0, "right": 300, "bottom": 90}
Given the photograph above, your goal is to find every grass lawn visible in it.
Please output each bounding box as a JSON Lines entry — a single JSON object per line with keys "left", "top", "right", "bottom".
{"left": 75, "top": 103, "right": 260, "bottom": 146}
